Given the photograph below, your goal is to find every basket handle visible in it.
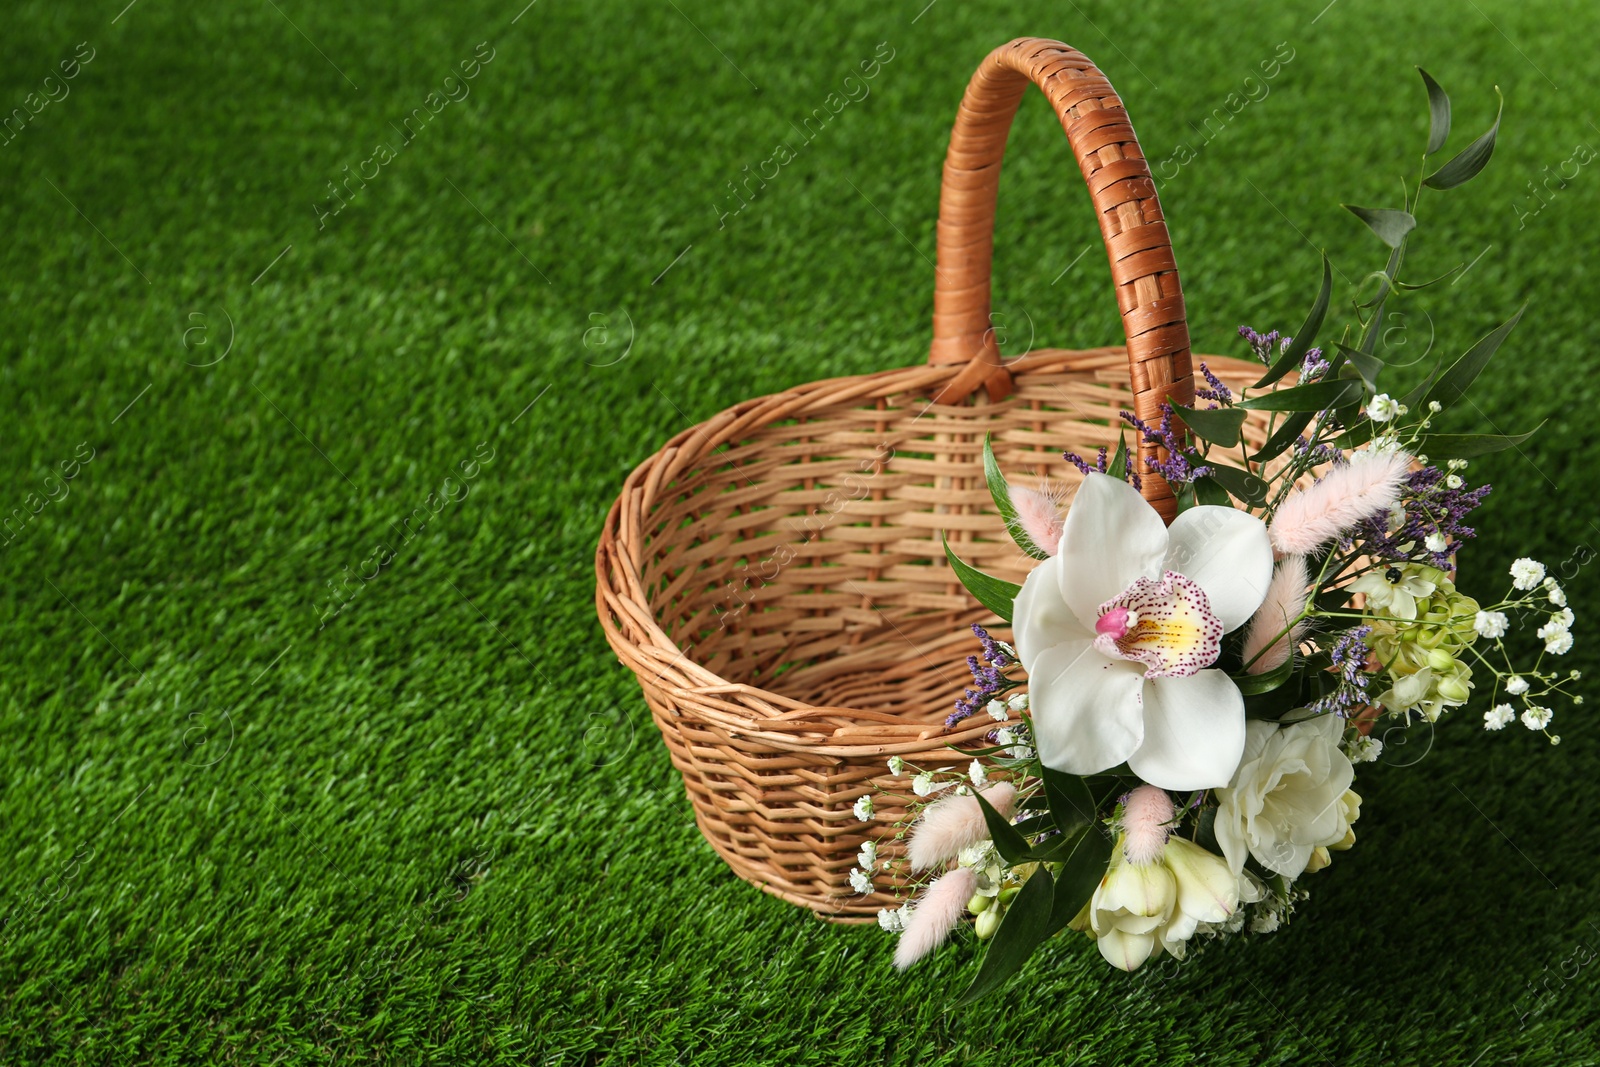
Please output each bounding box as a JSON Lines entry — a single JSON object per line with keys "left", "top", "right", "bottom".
{"left": 928, "top": 38, "right": 1194, "bottom": 522}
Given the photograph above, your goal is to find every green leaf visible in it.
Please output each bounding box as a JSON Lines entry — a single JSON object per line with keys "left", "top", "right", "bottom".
{"left": 1343, "top": 205, "right": 1417, "bottom": 250}
{"left": 1414, "top": 423, "right": 1545, "bottom": 459}
{"left": 972, "top": 785, "right": 1034, "bottom": 865}
{"left": 942, "top": 534, "right": 1021, "bottom": 623}
{"left": 1254, "top": 256, "right": 1332, "bottom": 389}
{"left": 1205, "top": 463, "right": 1269, "bottom": 506}
{"left": 1191, "top": 475, "right": 1232, "bottom": 507}
{"left": 1231, "top": 650, "right": 1297, "bottom": 695}
{"left": 1048, "top": 825, "right": 1113, "bottom": 932}
{"left": 1237, "top": 378, "right": 1364, "bottom": 413}
{"left": 1359, "top": 244, "right": 1406, "bottom": 355}
{"left": 1108, "top": 433, "right": 1130, "bottom": 480}
{"left": 982, "top": 435, "right": 1051, "bottom": 561}
{"left": 1332, "top": 342, "right": 1384, "bottom": 392}
{"left": 1039, "top": 767, "right": 1097, "bottom": 836}
{"left": 1172, "top": 404, "right": 1246, "bottom": 448}
{"left": 1423, "top": 88, "right": 1502, "bottom": 189}
{"left": 1419, "top": 67, "right": 1451, "bottom": 155}
{"left": 1249, "top": 411, "right": 1314, "bottom": 463}
{"left": 1422, "top": 304, "right": 1527, "bottom": 411}
{"left": 959, "top": 865, "right": 1055, "bottom": 1005}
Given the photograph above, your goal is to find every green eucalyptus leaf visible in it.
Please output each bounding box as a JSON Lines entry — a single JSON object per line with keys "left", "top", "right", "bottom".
{"left": 1191, "top": 475, "right": 1232, "bottom": 507}
{"left": 972, "top": 784, "right": 1034, "bottom": 865}
{"left": 1249, "top": 411, "right": 1314, "bottom": 463}
{"left": 1424, "top": 88, "right": 1502, "bottom": 189}
{"left": 1039, "top": 767, "right": 1097, "bottom": 836}
{"left": 1423, "top": 304, "right": 1527, "bottom": 411}
{"left": 983, "top": 434, "right": 1051, "bottom": 561}
{"left": 1108, "top": 433, "right": 1130, "bottom": 480}
{"left": 1414, "top": 423, "right": 1546, "bottom": 459}
{"left": 959, "top": 865, "right": 1055, "bottom": 1005}
{"left": 1254, "top": 256, "right": 1332, "bottom": 389}
{"left": 1172, "top": 403, "right": 1247, "bottom": 448}
{"left": 1204, "top": 463, "right": 1270, "bottom": 507}
{"left": 1048, "top": 824, "right": 1114, "bottom": 931}
{"left": 1333, "top": 342, "right": 1384, "bottom": 392}
{"left": 1419, "top": 67, "right": 1452, "bottom": 155}
{"left": 1237, "top": 378, "right": 1364, "bottom": 413}
{"left": 1344, "top": 205, "right": 1417, "bottom": 250}
{"left": 942, "top": 534, "right": 1020, "bottom": 623}
{"left": 1231, "top": 650, "right": 1297, "bottom": 695}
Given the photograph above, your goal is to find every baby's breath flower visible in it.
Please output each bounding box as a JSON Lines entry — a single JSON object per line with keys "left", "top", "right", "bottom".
{"left": 1348, "top": 735, "right": 1383, "bottom": 763}
{"left": 853, "top": 795, "right": 875, "bottom": 821}
{"left": 1522, "top": 705, "right": 1553, "bottom": 731}
{"left": 887, "top": 756, "right": 906, "bottom": 776}
{"left": 1425, "top": 531, "right": 1449, "bottom": 553}
{"left": 1007, "top": 693, "right": 1029, "bottom": 713}
{"left": 1545, "top": 630, "right": 1574, "bottom": 655}
{"left": 985, "top": 698, "right": 1009, "bottom": 722}
{"left": 912, "top": 772, "right": 938, "bottom": 797}
{"left": 858, "top": 840, "right": 877, "bottom": 869}
{"left": 849, "top": 868, "right": 874, "bottom": 894}
{"left": 1445, "top": 474, "right": 1464, "bottom": 489}
{"left": 1505, "top": 675, "right": 1530, "bottom": 696}
{"left": 1511, "top": 558, "right": 1547, "bottom": 591}
{"left": 968, "top": 760, "right": 988, "bottom": 787}
{"left": 1474, "top": 611, "right": 1509, "bottom": 639}
{"left": 877, "top": 907, "right": 907, "bottom": 933}
{"left": 1484, "top": 704, "right": 1515, "bottom": 731}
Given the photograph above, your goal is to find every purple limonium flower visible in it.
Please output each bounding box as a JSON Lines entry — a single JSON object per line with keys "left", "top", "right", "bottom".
{"left": 1240, "top": 325, "right": 1282, "bottom": 364}
{"left": 1196, "top": 362, "right": 1234, "bottom": 407}
{"left": 1064, "top": 444, "right": 1142, "bottom": 492}
{"left": 948, "top": 624, "right": 1015, "bottom": 727}
{"left": 1306, "top": 625, "right": 1373, "bottom": 718}
{"left": 1121, "top": 404, "right": 1213, "bottom": 486}
{"left": 1353, "top": 466, "right": 1491, "bottom": 569}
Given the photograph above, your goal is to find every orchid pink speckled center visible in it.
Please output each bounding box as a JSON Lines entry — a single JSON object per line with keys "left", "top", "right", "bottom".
{"left": 1091, "top": 572, "right": 1224, "bottom": 679}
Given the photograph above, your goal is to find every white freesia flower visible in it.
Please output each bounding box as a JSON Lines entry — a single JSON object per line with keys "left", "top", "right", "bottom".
{"left": 1086, "top": 834, "right": 1237, "bottom": 971}
{"left": 1505, "top": 675, "right": 1530, "bottom": 695}
{"left": 1213, "top": 714, "right": 1358, "bottom": 879}
{"left": 1011, "top": 473, "right": 1273, "bottom": 790}
{"left": 1511, "top": 558, "right": 1547, "bottom": 591}
{"left": 1484, "top": 704, "right": 1515, "bottom": 730}
{"left": 1367, "top": 394, "right": 1400, "bottom": 422}
{"left": 1349, "top": 566, "right": 1436, "bottom": 620}
{"left": 1474, "top": 611, "right": 1509, "bottom": 639}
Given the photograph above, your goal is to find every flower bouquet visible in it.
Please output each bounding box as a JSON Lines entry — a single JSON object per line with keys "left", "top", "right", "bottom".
{"left": 871, "top": 70, "right": 1576, "bottom": 991}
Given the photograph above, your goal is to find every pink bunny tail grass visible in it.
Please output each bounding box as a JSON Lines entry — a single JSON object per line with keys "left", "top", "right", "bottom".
{"left": 1269, "top": 449, "right": 1413, "bottom": 556}
{"left": 907, "top": 782, "right": 1018, "bottom": 872}
{"left": 1241, "top": 555, "right": 1311, "bottom": 675}
{"left": 1120, "top": 784, "right": 1175, "bottom": 865}
{"left": 894, "top": 866, "right": 978, "bottom": 970}
{"left": 1007, "top": 482, "right": 1065, "bottom": 556}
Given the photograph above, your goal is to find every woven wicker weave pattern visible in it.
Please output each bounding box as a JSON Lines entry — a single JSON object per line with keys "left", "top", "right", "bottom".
{"left": 596, "top": 40, "right": 1255, "bottom": 921}
{"left": 928, "top": 38, "right": 1193, "bottom": 522}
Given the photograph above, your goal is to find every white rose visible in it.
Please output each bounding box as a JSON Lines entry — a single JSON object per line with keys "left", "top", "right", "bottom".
{"left": 1213, "top": 714, "right": 1357, "bottom": 879}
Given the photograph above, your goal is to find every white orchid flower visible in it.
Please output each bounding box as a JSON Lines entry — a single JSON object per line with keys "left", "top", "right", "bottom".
{"left": 1012, "top": 473, "right": 1274, "bottom": 790}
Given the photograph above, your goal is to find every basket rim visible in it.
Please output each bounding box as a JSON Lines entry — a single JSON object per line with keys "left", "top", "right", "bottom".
{"left": 595, "top": 347, "right": 1263, "bottom": 754}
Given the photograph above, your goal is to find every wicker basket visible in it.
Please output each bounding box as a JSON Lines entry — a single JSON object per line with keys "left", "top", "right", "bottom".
{"left": 596, "top": 38, "right": 1284, "bottom": 921}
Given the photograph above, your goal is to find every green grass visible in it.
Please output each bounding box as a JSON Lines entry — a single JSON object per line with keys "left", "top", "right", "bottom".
{"left": 2, "top": 0, "right": 1599, "bottom": 1063}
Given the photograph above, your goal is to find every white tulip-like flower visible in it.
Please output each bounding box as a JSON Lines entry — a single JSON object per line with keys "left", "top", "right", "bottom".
{"left": 1011, "top": 473, "right": 1274, "bottom": 790}
{"left": 1367, "top": 394, "right": 1401, "bottom": 422}
{"left": 1349, "top": 566, "right": 1437, "bottom": 621}
{"left": 1213, "top": 714, "right": 1359, "bottom": 879}
{"left": 1086, "top": 833, "right": 1238, "bottom": 971}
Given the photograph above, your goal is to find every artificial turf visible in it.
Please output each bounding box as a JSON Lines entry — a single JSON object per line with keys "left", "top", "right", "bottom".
{"left": 2, "top": 0, "right": 1599, "bottom": 1062}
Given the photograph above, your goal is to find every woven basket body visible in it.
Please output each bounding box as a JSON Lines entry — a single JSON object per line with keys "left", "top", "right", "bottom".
{"left": 597, "top": 39, "right": 1278, "bottom": 920}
